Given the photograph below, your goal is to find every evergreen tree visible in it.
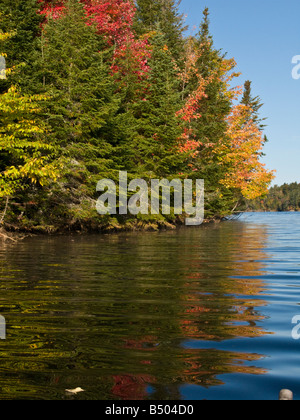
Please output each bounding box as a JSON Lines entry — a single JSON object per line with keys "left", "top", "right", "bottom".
{"left": 248, "top": 183, "right": 300, "bottom": 212}
{"left": 179, "top": 8, "right": 239, "bottom": 216}
{"left": 109, "top": 28, "right": 184, "bottom": 182}
{"left": 130, "top": 29, "right": 184, "bottom": 177}
{"left": 35, "top": 0, "right": 120, "bottom": 180}
{"left": 0, "top": 1, "right": 274, "bottom": 229}
{"left": 241, "top": 80, "right": 268, "bottom": 142}
{"left": 193, "top": 8, "right": 233, "bottom": 143}
{"left": 134, "top": 0, "right": 186, "bottom": 61}
{"left": 0, "top": 0, "right": 43, "bottom": 87}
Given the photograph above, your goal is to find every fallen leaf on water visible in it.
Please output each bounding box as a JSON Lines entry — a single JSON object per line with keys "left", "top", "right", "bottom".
{"left": 65, "top": 387, "right": 85, "bottom": 395}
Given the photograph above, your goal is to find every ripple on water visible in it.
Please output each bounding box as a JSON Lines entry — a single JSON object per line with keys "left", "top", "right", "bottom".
{"left": 0, "top": 213, "right": 299, "bottom": 399}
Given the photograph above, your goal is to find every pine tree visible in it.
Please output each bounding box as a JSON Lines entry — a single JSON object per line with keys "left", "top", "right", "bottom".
{"left": 241, "top": 80, "right": 268, "bottom": 142}
{"left": 36, "top": 0, "right": 120, "bottom": 180}
{"left": 130, "top": 30, "right": 184, "bottom": 177}
{"left": 0, "top": 0, "right": 275, "bottom": 228}
{"left": 134, "top": 0, "right": 187, "bottom": 61}
{"left": 193, "top": 8, "right": 234, "bottom": 143}
{"left": 0, "top": 0, "right": 43, "bottom": 87}
{"left": 177, "top": 8, "right": 240, "bottom": 216}
{"left": 241, "top": 81, "right": 266, "bottom": 127}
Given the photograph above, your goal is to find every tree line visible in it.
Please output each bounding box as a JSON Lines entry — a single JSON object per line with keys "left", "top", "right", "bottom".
{"left": 248, "top": 183, "right": 300, "bottom": 212}
{"left": 0, "top": 0, "right": 274, "bottom": 232}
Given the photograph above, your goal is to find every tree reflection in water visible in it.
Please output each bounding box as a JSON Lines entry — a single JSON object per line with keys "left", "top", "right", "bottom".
{"left": 0, "top": 220, "right": 272, "bottom": 399}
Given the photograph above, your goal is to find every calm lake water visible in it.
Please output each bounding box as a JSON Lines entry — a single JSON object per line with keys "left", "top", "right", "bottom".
{"left": 0, "top": 212, "right": 300, "bottom": 400}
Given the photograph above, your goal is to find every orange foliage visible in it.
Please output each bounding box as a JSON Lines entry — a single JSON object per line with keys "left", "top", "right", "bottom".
{"left": 216, "top": 104, "right": 275, "bottom": 200}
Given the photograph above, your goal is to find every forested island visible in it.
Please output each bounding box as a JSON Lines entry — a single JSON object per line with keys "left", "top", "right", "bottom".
{"left": 248, "top": 183, "right": 300, "bottom": 212}
{"left": 0, "top": 0, "right": 274, "bottom": 234}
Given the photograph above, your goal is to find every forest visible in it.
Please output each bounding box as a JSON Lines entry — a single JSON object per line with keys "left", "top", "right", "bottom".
{"left": 0, "top": 0, "right": 275, "bottom": 233}
{"left": 248, "top": 183, "right": 300, "bottom": 212}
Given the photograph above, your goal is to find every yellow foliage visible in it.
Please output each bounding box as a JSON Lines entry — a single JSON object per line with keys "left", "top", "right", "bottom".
{"left": 0, "top": 86, "right": 60, "bottom": 199}
{"left": 215, "top": 104, "right": 275, "bottom": 200}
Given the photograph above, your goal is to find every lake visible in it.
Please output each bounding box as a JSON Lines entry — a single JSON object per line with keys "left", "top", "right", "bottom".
{"left": 0, "top": 212, "right": 300, "bottom": 400}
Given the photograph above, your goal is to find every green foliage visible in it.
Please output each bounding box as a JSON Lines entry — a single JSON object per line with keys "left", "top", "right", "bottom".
{"left": 193, "top": 9, "right": 233, "bottom": 145}
{"left": 249, "top": 183, "right": 300, "bottom": 212}
{"left": 241, "top": 80, "right": 267, "bottom": 131}
{"left": 0, "top": 0, "right": 43, "bottom": 87}
{"left": 241, "top": 80, "right": 268, "bottom": 149}
{"left": 126, "top": 30, "right": 185, "bottom": 177}
{"left": 134, "top": 0, "right": 186, "bottom": 61}
{"left": 0, "top": 1, "right": 272, "bottom": 230}
{"left": 184, "top": 9, "right": 237, "bottom": 214}
{"left": 35, "top": 0, "right": 121, "bottom": 183}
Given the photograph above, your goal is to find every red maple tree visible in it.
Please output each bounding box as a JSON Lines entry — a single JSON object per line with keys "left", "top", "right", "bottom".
{"left": 38, "top": 0, "right": 151, "bottom": 82}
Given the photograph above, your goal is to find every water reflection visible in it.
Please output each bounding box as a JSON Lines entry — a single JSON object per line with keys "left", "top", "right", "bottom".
{"left": 0, "top": 220, "right": 272, "bottom": 400}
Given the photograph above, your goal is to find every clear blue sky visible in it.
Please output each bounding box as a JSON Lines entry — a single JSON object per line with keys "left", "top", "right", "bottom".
{"left": 179, "top": 0, "right": 300, "bottom": 186}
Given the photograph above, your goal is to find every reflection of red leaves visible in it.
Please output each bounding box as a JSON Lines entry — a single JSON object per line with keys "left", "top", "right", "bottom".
{"left": 112, "top": 375, "right": 155, "bottom": 400}
{"left": 122, "top": 336, "right": 159, "bottom": 350}
{"left": 185, "top": 306, "right": 210, "bottom": 314}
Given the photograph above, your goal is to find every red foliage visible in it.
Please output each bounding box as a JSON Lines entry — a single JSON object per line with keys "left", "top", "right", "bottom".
{"left": 84, "top": 0, "right": 136, "bottom": 46}
{"left": 111, "top": 374, "right": 155, "bottom": 400}
{"left": 38, "top": 0, "right": 65, "bottom": 19}
{"left": 38, "top": 0, "right": 151, "bottom": 81}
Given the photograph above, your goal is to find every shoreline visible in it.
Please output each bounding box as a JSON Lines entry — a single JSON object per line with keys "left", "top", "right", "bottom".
{"left": 0, "top": 216, "right": 222, "bottom": 240}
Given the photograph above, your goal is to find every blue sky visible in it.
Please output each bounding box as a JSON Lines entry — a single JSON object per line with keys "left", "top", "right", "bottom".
{"left": 179, "top": 0, "right": 300, "bottom": 186}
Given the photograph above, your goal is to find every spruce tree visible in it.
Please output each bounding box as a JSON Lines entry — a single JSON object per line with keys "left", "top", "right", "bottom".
{"left": 110, "top": 28, "right": 184, "bottom": 180}
{"left": 133, "top": 29, "right": 184, "bottom": 177}
{"left": 134, "top": 0, "right": 187, "bottom": 61}
{"left": 35, "top": 0, "right": 120, "bottom": 180}
{"left": 241, "top": 80, "right": 268, "bottom": 135}
{"left": 182, "top": 8, "right": 239, "bottom": 216}
{"left": 194, "top": 8, "right": 232, "bottom": 142}
{"left": 0, "top": 0, "right": 43, "bottom": 87}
